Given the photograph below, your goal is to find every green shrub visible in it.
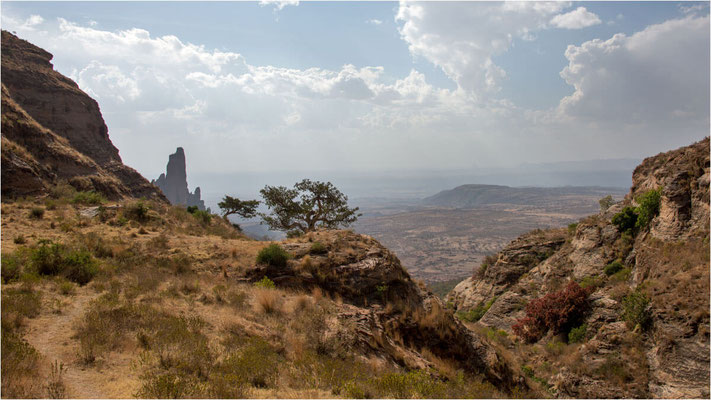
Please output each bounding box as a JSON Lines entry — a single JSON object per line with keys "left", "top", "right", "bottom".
{"left": 568, "top": 323, "right": 587, "bottom": 343}
{"left": 72, "top": 191, "right": 105, "bottom": 205}
{"left": 612, "top": 206, "right": 638, "bottom": 235}
{"left": 2, "top": 254, "right": 22, "bottom": 283}
{"left": 309, "top": 241, "right": 328, "bottom": 255}
{"left": 256, "top": 244, "right": 290, "bottom": 268}
{"left": 58, "top": 280, "right": 76, "bottom": 295}
{"left": 32, "top": 242, "right": 65, "bottom": 276}
{"left": 579, "top": 275, "right": 603, "bottom": 290}
{"left": 635, "top": 188, "right": 661, "bottom": 230}
{"left": 567, "top": 222, "right": 578, "bottom": 235}
{"left": 599, "top": 195, "right": 614, "bottom": 212}
{"left": 191, "top": 210, "right": 211, "bottom": 225}
{"left": 28, "top": 207, "right": 44, "bottom": 219}
{"left": 13, "top": 235, "right": 27, "bottom": 245}
{"left": 124, "top": 201, "right": 150, "bottom": 222}
{"left": 186, "top": 206, "right": 199, "bottom": 214}
{"left": 457, "top": 296, "right": 496, "bottom": 322}
{"left": 30, "top": 242, "right": 99, "bottom": 285}
{"left": 254, "top": 276, "right": 275, "bottom": 289}
{"left": 604, "top": 260, "right": 624, "bottom": 276}
{"left": 63, "top": 249, "right": 99, "bottom": 285}
{"left": 610, "top": 267, "right": 631, "bottom": 283}
{"left": 219, "top": 337, "right": 282, "bottom": 388}
{"left": 622, "top": 289, "right": 652, "bottom": 330}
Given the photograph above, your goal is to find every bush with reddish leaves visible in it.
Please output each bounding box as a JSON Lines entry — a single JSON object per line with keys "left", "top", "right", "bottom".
{"left": 512, "top": 281, "right": 593, "bottom": 343}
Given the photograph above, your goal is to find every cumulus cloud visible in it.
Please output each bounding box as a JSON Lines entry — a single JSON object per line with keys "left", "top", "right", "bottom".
{"left": 550, "top": 7, "right": 601, "bottom": 29}
{"left": 558, "top": 14, "right": 710, "bottom": 126}
{"left": 1, "top": 8, "right": 707, "bottom": 181}
{"left": 259, "top": 0, "right": 299, "bottom": 11}
{"left": 395, "top": 1, "right": 569, "bottom": 96}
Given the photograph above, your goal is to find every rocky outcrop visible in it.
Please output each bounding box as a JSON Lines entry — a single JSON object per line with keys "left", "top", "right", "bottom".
{"left": 1, "top": 31, "right": 165, "bottom": 201}
{"left": 446, "top": 138, "right": 710, "bottom": 398}
{"left": 245, "top": 230, "right": 522, "bottom": 391}
{"left": 152, "top": 147, "right": 205, "bottom": 210}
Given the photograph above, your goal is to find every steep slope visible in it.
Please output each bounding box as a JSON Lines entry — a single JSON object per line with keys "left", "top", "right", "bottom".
{"left": 1, "top": 31, "right": 164, "bottom": 201}
{"left": 448, "top": 137, "right": 710, "bottom": 398}
{"left": 1, "top": 196, "right": 527, "bottom": 398}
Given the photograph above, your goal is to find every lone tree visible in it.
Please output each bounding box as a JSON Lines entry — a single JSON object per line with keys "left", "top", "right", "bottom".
{"left": 218, "top": 196, "right": 260, "bottom": 219}
{"left": 259, "top": 179, "right": 361, "bottom": 234}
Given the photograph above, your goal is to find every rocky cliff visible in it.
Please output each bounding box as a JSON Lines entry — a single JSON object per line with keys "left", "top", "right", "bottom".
{"left": 1, "top": 31, "right": 165, "bottom": 201}
{"left": 447, "top": 137, "right": 710, "bottom": 398}
{"left": 245, "top": 229, "right": 522, "bottom": 391}
{"left": 152, "top": 147, "right": 205, "bottom": 210}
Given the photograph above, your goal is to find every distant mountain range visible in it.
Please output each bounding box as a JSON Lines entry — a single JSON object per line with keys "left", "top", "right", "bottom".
{"left": 423, "top": 184, "right": 627, "bottom": 208}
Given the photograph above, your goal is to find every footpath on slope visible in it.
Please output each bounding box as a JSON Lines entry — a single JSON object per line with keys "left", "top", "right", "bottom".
{"left": 23, "top": 286, "right": 140, "bottom": 398}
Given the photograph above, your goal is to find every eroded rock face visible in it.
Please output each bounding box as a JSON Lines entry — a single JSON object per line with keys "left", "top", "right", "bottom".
{"left": 445, "top": 138, "right": 710, "bottom": 398}
{"left": 246, "top": 230, "right": 522, "bottom": 391}
{"left": 1, "top": 31, "right": 165, "bottom": 201}
{"left": 153, "top": 147, "right": 205, "bottom": 210}
{"left": 630, "top": 137, "right": 710, "bottom": 240}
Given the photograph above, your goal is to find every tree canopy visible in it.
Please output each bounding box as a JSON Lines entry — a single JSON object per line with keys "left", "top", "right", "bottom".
{"left": 218, "top": 196, "right": 259, "bottom": 219}
{"left": 259, "top": 179, "right": 361, "bottom": 234}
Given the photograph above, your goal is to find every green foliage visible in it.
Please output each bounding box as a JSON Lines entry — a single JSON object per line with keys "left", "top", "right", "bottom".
{"left": 191, "top": 210, "right": 212, "bottom": 225}
{"left": 28, "top": 207, "right": 44, "bottom": 219}
{"left": 1, "top": 330, "right": 42, "bottom": 398}
{"left": 186, "top": 206, "right": 198, "bottom": 214}
{"left": 2, "top": 254, "right": 22, "bottom": 283}
{"left": 457, "top": 296, "right": 496, "bottom": 322}
{"left": 218, "top": 196, "right": 259, "bottom": 219}
{"left": 30, "top": 242, "right": 99, "bottom": 285}
{"left": 610, "top": 267, "right": 631, "bottom": 283}
{"left": 2, "top": 286, "right": 42, "bottom": 323}
{"left": 612, "top": 206, "right": 638, "bottom": 235}
{"left": 635, "top": 188, "right": 661, "bottom": 230}
{"left": 259, "top": 179, "right": 361, "bottom": 234}
{"left": 63, "top": 249, "right": 99, "bottom": 285}
{"left": 579, "top": 275, "right": 603, "bottom": 290}
{"left": 13, "top": 235, "right": 27, "bottom": 245}
{"left": 599, "top": 195, "right": 614, "bottom": 212}
{"left": 124, "top": 201, "right": 150, "bottom": 222}
{"left": 309, "top": 241, "right": 328, "bottom": 255}
{"left": 256, "top": 244, "right": 290, "bottom": 268}
{"left": 72, "top": 191, "right": 105, "bottom": 205}
{"left": 622, "top": 289, "right": 652, "bottom": 330}
{"left": 254, "top": 276, "right": 276, "bottom": 289}
{"left": 567, "top": 222, "right": 578, "bottom": 235}
{"left": 568, "top": 323, "right": 587, "bottom": 343}
{"left": 371, "top": 370, "right": 447, "bottom": 398}
{"left": 58, "top": 280, "right": 76, "bottom": 295}
{"left": 604, "top": 260, "right": 624, "bottom": 276}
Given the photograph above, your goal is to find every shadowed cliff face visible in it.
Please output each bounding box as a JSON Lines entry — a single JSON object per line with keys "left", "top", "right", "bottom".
{"left": 0, "top": 31, "right": 165, "bottom": 201}
{"left": 152, "top": 147, "right": 206, "bottom": 210}
{"left": 447, "top": 137, "right": 710, "bottom": 398}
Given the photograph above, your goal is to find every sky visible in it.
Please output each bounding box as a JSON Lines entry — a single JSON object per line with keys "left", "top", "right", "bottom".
{"left": 2, "top": 1, "right": 709, "bottom": 189}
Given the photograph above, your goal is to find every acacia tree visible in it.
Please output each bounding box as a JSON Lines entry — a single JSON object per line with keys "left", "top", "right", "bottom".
{"left": 218, "top": 196, "right": 260, "bottom": 219}
{"left": 259, "top": 179, "right": 361, "bottom": 234}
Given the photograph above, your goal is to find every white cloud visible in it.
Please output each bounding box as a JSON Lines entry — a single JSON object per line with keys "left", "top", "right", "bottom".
{"left": 1, "top": 9, "right": 707, "bottom": 180}
{"left": 395, "top": 1, "right": 569, "bottom": 96}
{"left": 557, "top": 14, "right": 710, "bottom": 127}
{"left": 550, "top": 7, "right": 601, "bottom": 29}
{"left": 366, "top": 19, "right": 383, "bottom": 25}
{"left": 259, "top": 0, "right": 299, "bottom": 11}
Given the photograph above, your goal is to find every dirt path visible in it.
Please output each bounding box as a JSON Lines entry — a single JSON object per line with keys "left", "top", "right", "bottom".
{"left": 23, "top": 287, "right": 141, "bottom": 398}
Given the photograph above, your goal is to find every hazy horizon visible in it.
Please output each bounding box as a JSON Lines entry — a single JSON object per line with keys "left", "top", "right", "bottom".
{"left": 2, "top": 1, "right": 708, "bottom": 182}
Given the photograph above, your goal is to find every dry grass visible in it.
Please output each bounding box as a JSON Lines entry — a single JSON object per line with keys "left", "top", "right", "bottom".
{"left": 255, "top": 288, "right": 282, "bottom": 315}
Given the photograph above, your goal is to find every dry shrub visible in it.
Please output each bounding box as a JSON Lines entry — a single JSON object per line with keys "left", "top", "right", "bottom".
{"left": 512, "top": 281, "right": 592, "bottom": 343}
{"left": 421, "top": 348, "right": 459, "bottom": 379}
{"left": 255, "top": 288, "right": 281, "bottom": 314}
{"left": 293, "top": 295, "right": 312, "bottom": 312}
